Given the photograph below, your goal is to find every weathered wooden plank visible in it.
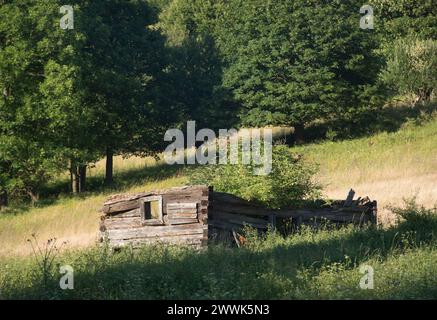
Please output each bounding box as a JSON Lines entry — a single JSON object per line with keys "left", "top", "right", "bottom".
{"left": 169, "top": 213, "right": 198, "bottom": 219}
{"left": 167, "top": 202, "right": 199, "bottom": 224}
{"left": 168, "top": 218, "right": 199, "bottom": 225}
{"left": 162, "top": 185, "right": 207, "bottom": 194}
{"left": 232, "top": 230, "right": 241, "bottom": 248}
{"left": 103, "top": 199, "right": 139, "bottom": 214}
{"left": 142, "top": 219, "right": 166, "bottom": 226}
{"left": 107, "top": 224, "right": 205, "bottom": 240}
{"left": 110, "top": 233, "right": 204, "bottom": 244}
{"left": 110, "top": 235, "right": 204, "bottom": 248}
{"left": 167, "top": 203, "right": 197, "bottom": 215}
{"left": 110, "top": 232, "right": 205, "bottom": 243}
{"left": 344, "top": 189, "right": 356, "bottom": 207}
{"left": 212, "top": 192, "right": 263, "bottom": 207}
{"left": 293, "top": 213, "right": 371, "bottom": 224}
{"left": 371, "top": 200, "right": 378, "bottom": 223}
{"left": 275, "top": 209, "right": 369, "bottom": 220}
{"left": 164, "top": 189, "right": 206, "bottom": 198}
{"left": 103, "top": 192, "right": 153, "bottom": 206}
{"left": 212, "top": 202, "right": 274, "bottom": 216}
{"left": 99, "top": 222, "right": 106, "bottom": 232}
{"left": 212, "top": 191, "right": 374, "bottom": 224}
{"left": 107, "top": 208, "right": 140, "bottom": 218}
{"left": 212, "top": 218, "right": 267, "bottom": 229}
{"left": 167, "top": 210, "right": 198, "bottom": 217}
{"left": 167, "top": 203, "right": 197, "bottom": 210}
{"left": 104, "top": 217, "right": 142, "bottom": 229}
{"left": 209, "top": 219, "right": 243, "bottom": 231}
{"left": 282, "top": 213, "right": 360, "bottom": 222}
{"left": 210, "top": 211, "right": 268, "bottom": 228}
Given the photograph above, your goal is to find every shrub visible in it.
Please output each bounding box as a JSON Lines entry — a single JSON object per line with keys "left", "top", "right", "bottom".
{"left": 382, "top": 36, "right": 437, "bottom": 104}
{"left": 187, "top": 145, "right": 321, "bottom": 208}
{"left": 391, "top": 198, "right": 437, "bottom": 230}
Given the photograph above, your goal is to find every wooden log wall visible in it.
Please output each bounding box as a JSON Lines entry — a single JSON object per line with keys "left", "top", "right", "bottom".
{"left": 100, "top": 185, "right": 209, "bottom": 249}
{"left": 99, "top": 185, "right": 377, "bottom": 249}
{"left": 209, "top": 191, "right": 377, "bottom": 233}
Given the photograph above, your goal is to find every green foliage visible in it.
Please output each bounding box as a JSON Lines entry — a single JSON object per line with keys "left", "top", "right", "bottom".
{"left": 210, "top": 0, "right": 384, "bottom": 127}
{"left": 75, "top": 0, "right": 172, "bottom": 157}
{"left": 157, "top": 0, "right": 237, "bottom": 130}
{"left": 187, "top": 145, "right": 321, "bottom": 208}
{"left": 382, "top": 36, "right": 437, "bottom": 102}
{"left": 0, "top": 136, "right": 62, "bottom": 201}
{"left": 0, "top": 1, "right": 98, "bottom": 197}
{"left": 0, "top": 0, "right": 173, "bottom": 199}
{"left": 371, "top": 0, "right": 437, "bottom": 41}
{"left": 26, "top": 234, "right": 66, "bottom": 294}
{"left": 391, "top": 197, "right": 437, "bottom": 227}
{"left": 0, "top": 1, "right": 63, "bottom": 199}
{"left": 1, "top": 0, "right": 436, "bottom": 204}
{"left": 1, "top": 201, "right": 437, "bottom": 299}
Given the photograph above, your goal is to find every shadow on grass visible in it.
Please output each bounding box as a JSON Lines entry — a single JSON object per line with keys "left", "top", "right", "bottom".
{"left": 7, "top": 206, "right": 437, "bottom": 299}
{"left": 0, "top": 203, "right": 33, "bottom": 216}
{"left": 287, "top": 102, "right": 437, "bottom": 145}
{"left": 87, "top": 161, "right": 184, "bottom": 193}
{"left": 2, "top": 162, "right": 186, "bottom": 214}
{"left": 51, "top": 162, "right": 183, "bottom": 195}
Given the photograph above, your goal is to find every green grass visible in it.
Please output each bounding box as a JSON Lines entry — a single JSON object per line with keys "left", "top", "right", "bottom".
{"left": 1, "top": 202, "right": 436, "bottom": 299}
{"left": 293, "top": 116, "right": 437, "bottom": 187}
{"left": 0, "top": 111, "right": 436, "bottom": 299}
{"left": 292, "top": 114, "right": 437, "bottom": 224}
{"left": 0, "top": 161, "right": 187, "bottom": 257}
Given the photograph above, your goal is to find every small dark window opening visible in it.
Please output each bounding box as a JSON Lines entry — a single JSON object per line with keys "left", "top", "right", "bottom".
{"left": 140, "top": 196, "right": 163, "bottom": 225}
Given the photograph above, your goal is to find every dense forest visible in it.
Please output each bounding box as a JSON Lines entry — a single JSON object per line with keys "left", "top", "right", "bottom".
{"left": 0, "top": 0, "right": 436, "bottom": 206}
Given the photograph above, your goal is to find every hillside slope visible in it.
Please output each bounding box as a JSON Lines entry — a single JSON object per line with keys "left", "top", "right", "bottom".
{"left": 0, "top": 117, "right": 436, "bottom": 257}
{"left": 293, "top": 118, "right": 437, "bottom": 224}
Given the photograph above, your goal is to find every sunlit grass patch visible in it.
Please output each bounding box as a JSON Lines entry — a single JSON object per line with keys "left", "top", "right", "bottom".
{"left": 1, "top": 202, "right": 436, "bottom": 299}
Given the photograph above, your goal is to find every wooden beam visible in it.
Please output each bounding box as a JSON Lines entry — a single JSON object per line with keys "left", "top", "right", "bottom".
{"left": 344, "top": 189, "right": 356, "bottom": 207}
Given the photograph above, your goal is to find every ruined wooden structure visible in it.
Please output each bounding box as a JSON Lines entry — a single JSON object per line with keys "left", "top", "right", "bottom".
{"left": 100, "top": 186, "right": 377, "bottom": 248}
{"left": 100, "top": 185, "right": 210, "bottom": 249}
{"left": 209, "top": 189, "right": 377, "bottom": 236}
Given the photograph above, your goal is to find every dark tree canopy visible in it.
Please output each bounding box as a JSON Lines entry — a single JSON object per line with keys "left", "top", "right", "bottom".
{"left": 0, "top": 0, "right": 435, "bottom": 203}
{"left": 0, "top": 0, "right": 175, "bottom": 197}
{"left": 212, "top": 0, "right": 383, "bottom": 128}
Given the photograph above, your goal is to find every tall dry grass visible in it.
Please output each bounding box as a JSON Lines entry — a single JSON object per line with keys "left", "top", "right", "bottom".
{"left": 293, "top": 118, "right": 437, "bottom": 224}
{"left": 0, "top": 173, "right": 186, "bottom": 257}
{"left": 0, "top": 119, "right": 435, "bottom": 256}
{"left": 2, "top": 202, "right": 437, "bottom": 299}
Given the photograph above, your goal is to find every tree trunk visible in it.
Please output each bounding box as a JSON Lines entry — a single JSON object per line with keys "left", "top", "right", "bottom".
{"left": 0, "top": 190, "right": 8, "bottom": 210}
{"left": 105, "top": 148, "right": 114, "bottom": 185}
{"left": 293, "top": 123, "right": 305, "bottom": 145}
{"left": 70, "top": 162, "right": 79, "bottom": 193}
{"left": 2, "top": 86, "right": 10, "bottom": 99}
{"left": 27, "top": 190, "right": 39, "bottom": 206}
{"left": 78, "top": 165, "right": 87, "bottom": 192}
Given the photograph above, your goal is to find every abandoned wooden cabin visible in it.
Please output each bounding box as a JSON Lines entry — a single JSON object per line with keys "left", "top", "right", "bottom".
{"left": 99, "top": 186, "right": 377, "bottom": 249}
{"left": 100, "top": 185, "right": 210, "bottom": 249}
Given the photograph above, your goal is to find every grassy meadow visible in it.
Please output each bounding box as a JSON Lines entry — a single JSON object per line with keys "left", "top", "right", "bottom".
{"left": 0, "top": 111, "right": 436, "bottom": 299}
{"left": 0, "top": 159, "right": 185, "bottom": 257}
{"left": 1, "top": 0, "right": 436, "bottom": 301}
{"left": 298, "top": 116, "right": 437, "bottom": 225}
{"left": 1, "top": 113, "right": 436, "bottom": 257}
{"left": 1, "top": 202, "right": 436, "bottom": 299}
